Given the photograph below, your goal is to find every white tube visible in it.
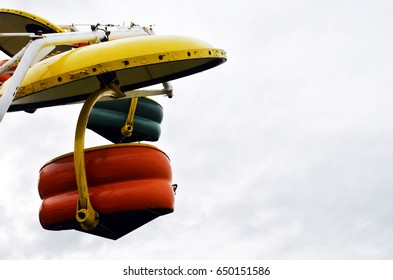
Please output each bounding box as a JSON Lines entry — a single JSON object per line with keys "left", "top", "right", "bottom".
{"left": 0, "top": 42, "right": 31, "bottom": 74}
{"left": 0, "top": 31, "right": 106, "bottom": 123}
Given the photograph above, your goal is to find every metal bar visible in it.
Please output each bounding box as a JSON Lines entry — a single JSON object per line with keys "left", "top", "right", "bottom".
{"left": 74, "top": 84, "right": 124, "bottom": 231}
{"left": 0, "top": 32, "right": 40, "bottom": 38}
{"left": 121, "top": 97, "right": 138, "bottom": 137}
{"left": 0, "top": 31, "right": 106, "bottom": 123}
{"left": 97, "top": 86, "right": 174, "bottom": 102}
{"left": 0, "top": 41, "right": 31, "bottom": 74}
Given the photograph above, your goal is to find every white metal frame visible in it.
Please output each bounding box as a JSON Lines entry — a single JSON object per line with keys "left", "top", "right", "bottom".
{"left": 0, "top": 26, "right": 172, "bottom": 123}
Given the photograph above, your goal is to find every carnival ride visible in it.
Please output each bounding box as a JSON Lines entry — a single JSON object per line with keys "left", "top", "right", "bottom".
{"left": 0, "top": 9, "right": 226, "bottom": 239}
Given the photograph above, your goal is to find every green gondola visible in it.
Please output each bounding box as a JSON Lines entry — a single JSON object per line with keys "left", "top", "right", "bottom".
{"left": 87, "top": 97, "right": 163, "bottom": 143}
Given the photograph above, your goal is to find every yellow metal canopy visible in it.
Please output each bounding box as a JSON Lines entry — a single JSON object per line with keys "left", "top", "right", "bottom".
{"left": 3, "top": 35, "right": 226, "bottom": 112}
{"left": 0, "top": 8, "right": 63, "bottom": 57}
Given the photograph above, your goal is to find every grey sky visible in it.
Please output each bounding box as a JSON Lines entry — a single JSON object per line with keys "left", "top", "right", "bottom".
{"left": 1, "top": 0, "right": 393, "bottom": 259}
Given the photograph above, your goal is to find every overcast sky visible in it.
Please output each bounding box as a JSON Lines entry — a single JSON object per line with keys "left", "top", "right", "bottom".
{"left": 1, "top": 0, "right": 393, "bottom": 260}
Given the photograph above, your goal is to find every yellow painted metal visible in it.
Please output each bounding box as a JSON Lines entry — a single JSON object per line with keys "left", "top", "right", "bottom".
{"left": 0, "top": 35, "right": 226, "bottom": 102}
{"left": 121, "top": 97, "right": 139, "bottom": 137}
{"left": 74, "top": 83, "right": 124, "bottom": 230}
{"left": 0, "top": 8, "right": 64, "bottom": 58}
{"left": 0, "top": 8, "right": 63, "bottom": 33}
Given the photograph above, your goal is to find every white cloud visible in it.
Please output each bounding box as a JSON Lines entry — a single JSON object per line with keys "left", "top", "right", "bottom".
{"left": 1, "top": 0, "right": 393, "bottom": 260}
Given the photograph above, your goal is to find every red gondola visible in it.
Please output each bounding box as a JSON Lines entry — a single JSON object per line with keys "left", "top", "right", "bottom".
{"left": 38, "top": 144, "right": 174, "bottom": 240}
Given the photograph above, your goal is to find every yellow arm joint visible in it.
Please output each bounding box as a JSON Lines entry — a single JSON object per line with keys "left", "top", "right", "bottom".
{"left": 121, "top": 97, "right": 138, "bottom": 137}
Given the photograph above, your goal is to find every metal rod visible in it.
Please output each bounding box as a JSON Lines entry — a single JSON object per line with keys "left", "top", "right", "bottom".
{"left": 0, "top": 41, "right": 31, "bottom": 74}
{"left": 0, "top": 31, "right": 106, "bottom": 123}
{"left": 0, "top": 32, "right": 40, "bottom": 38}
{"left": 74, "top": 83, "right": 124, "bottom": 230}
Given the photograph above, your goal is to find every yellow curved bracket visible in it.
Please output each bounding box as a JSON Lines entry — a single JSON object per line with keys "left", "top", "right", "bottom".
{"left": 121, "top": 97, "right": 138, "bottom": 137}
{"left": 74, "top": 83, "right": 124, "bottom": 231}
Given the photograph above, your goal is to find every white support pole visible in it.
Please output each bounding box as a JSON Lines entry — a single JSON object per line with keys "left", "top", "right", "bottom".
{"left": 0, "top": 31, "right": 106, "bottom": 123}
{"left": 0, "top": 32, "right": 39, "bottom": 38}
{"left": 0, "top": 41, "right": 31, "bottom": 74}
{"left": 98, "top": 82, "right": 174, "bottom": 101}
